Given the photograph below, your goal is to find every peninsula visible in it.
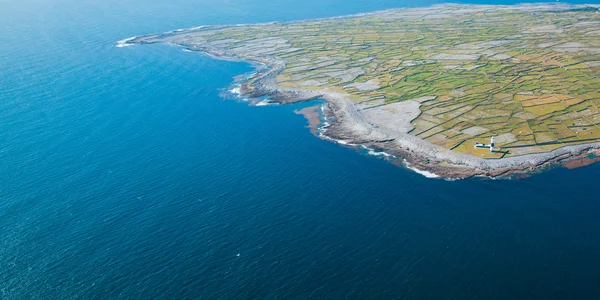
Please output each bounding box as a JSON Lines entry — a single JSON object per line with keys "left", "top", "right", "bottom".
{"left": 126, "top": 3, "right": 600, "bottom": 178}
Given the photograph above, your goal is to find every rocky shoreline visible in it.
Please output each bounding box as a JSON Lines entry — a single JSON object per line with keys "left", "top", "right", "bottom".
{"left": 127, "top": 22, "right": 600, "bottom": 179}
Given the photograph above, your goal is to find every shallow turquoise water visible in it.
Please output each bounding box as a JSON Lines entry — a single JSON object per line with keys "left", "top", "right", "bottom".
{"left": 2, "top": 0, "right": 600, "bottom": 298}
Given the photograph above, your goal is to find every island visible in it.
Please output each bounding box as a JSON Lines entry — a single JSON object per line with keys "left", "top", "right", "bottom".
{"left": 124, "top": 3, "right": 600, "bottom": 179}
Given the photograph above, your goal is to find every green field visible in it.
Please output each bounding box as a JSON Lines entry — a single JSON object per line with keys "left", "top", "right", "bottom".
{"left": 143, "top": 4, "right": 600, "bottom": 158}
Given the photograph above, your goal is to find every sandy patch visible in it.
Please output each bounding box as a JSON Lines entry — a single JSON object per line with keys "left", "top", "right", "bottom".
{"left": 431, "top": 53, "right": 481, "bottom": 61}
{"left": 362, "top": 100, "right": 421, "bottom": 133}
{"left": 584, "top": 61, "right": 600, "bottom": 67}
{"left": 463, "top": 126, "right": 489, "bottom": 136}
{"left": 523, "top": 25, "right": 563, "bottom": 34}
{"left": 495, "top": 133, "right": 517, "bottom": 145}
{"left": 298, "top": 80, "right": 326, "bottom": 86}
{"left": 345, "top": 79, "right": 380, "bottom": 91}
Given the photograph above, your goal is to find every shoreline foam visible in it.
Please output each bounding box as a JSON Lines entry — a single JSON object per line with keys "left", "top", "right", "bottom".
{"left": 116, "top": 36, "right": 136, "bottom": 48}
{"left": 123, "top": 3, "right": 600, "bottom": 179}
{"left": 126, "top": 40, "right": 600, "bottom": 178}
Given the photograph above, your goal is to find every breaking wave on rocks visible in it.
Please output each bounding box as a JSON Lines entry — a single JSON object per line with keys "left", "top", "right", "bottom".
{"left": 116, "top": 36, "right": 136, "bottom": 48}
{"left": 403, "top": 160, "right": 440, "bottom": 178}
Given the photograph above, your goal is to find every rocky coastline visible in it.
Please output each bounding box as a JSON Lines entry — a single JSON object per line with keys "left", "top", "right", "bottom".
{"left": 126, "top": 18, "right": 600, "bottom": 179}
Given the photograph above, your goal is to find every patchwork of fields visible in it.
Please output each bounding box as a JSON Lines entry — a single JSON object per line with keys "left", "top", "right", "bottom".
{"left": 145, "top": 4, "right": 600, "bottom": 158}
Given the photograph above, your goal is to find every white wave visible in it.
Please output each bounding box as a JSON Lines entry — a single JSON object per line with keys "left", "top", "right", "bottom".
{"left": 409, "top": 167, "right": 440, "bottom": 179}
{"left": 229, "top": 87, "right": 241, "bottom": 95}
{"left": 368, "top": 149, "right": 393, "bottom": 157}
{"left": 320, "top": 134, "right": 441, "bottom": 178}
{"left": 320, "top": 134, "right": 356, "bottom": 146}
{"left": 360, "top": 145, "right": 393, "bottom": 157}
{"left": 403, "top": 160, "right": 440, "bottom": 178}
{"left": 255, "top": 100, "right": 274, "bottom": 106}
{"left": 116, "top": 36, "right": 136, "bottom": 48}
{"left": 182, "top": 48, "right": 193, "bottom": 53}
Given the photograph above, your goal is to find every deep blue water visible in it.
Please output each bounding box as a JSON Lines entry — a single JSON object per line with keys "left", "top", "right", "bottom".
{"left": 2, "top": 0, "right": 600, "bottom": 298}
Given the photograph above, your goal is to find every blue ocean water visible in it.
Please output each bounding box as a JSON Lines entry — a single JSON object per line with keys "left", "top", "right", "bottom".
{"left": 2, "top": 0, "right": 600, "bottom": 298}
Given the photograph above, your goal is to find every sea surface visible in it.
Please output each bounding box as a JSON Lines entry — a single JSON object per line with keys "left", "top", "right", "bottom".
{"left": 2, "top": 0, "right": 600, "bottom": 298}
